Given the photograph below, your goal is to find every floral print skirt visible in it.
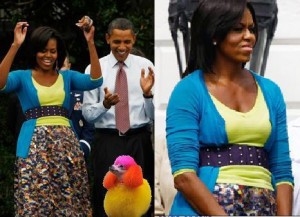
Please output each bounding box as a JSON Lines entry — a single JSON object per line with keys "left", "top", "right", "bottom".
{"left": 14, "top": 126, "right": 92, "bottom": 217}
{"left": 212, "top": 183, "right": 277, "bottom": 216}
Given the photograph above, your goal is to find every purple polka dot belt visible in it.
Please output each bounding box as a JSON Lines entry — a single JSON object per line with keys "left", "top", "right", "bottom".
{"left": 24, "top": 106, "right": 69, "bottom": 120}
{"left": 200, "top": 144, "right": 269, "bottom": 169}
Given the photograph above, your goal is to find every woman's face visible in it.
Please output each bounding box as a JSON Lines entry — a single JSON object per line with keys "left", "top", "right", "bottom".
{"left": 216, "top": 8, "right": 256, "bottom": 64}
{"left": 36, "top": 38, "right": 58, "bottom": 71}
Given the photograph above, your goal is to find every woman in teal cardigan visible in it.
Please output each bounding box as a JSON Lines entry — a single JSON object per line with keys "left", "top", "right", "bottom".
{"left": 0, "top": 20, "right": 102, "bottom": 216}
{"left": 166, "top": 0, "right": 293, "bottom": 215}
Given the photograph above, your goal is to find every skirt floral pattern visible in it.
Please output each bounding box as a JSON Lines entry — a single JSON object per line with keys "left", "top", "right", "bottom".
{"left": 14, "top": 125, "right": 92, "bottom": 217}
{"left": 212, "top": 183, "right": 277, "bottom": 216}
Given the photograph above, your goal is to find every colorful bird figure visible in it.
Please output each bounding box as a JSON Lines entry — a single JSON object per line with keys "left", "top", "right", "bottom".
{"left": 103, "top": 155, "right": 151, "bottom": 217}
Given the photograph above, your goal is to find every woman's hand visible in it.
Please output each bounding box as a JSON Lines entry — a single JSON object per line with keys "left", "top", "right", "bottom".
{"left": 13, "top": 22, "right": 29, "bottom": 47}
{"left": 83, "top": 25, "right": 95, "bottom": 43}
{"left": 76, "top": 16, "right": 95, "bottom": 43}
{"left": 76, "top": 16, "right": 101, "bottom": 79}
{"left": 0, "top": 21, "right": 28, "bottom": 89}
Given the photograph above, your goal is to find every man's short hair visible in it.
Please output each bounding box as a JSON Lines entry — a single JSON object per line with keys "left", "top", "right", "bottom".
{"left": 107, "top": 18, "right": 135, "bottom": 35}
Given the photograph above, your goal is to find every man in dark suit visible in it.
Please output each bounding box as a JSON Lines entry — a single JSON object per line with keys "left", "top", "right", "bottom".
{"left": 69, "top": 90, "right": 95, "bottom": 162}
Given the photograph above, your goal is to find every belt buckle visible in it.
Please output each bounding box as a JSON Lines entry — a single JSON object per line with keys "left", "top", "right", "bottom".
{"left": 118, "top": 131, "right": 126, "bottom": 136}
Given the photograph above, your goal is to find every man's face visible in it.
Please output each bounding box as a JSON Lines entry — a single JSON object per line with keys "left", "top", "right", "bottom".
{"left": 106, "top": 29, "right": 136, "bottom": 62}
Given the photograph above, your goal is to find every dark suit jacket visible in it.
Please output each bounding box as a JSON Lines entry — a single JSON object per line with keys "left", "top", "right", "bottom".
{"left": 69, "top": 91, "right": 95, "bottom": 153}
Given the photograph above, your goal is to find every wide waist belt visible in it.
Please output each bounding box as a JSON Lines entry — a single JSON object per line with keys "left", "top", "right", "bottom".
{"left": 25, "top": 106, "right": 69, "bottom": 120}
{"left": 200, "top": 144, "right": 269, "bottom": 169}
{"left": 96, "top": 125, "right": 150, "bottom": 136}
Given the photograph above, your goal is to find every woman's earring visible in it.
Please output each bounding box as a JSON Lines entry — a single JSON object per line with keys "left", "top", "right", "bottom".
{"left": 213, "top": 41, "right": 217, "bottom": 46}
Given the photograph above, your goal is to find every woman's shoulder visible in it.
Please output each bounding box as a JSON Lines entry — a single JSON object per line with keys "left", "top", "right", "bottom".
{"left": 10, "top": 69, "right": 31, "bottom": 73}
{"left": 169, "top": 70, "right": 206, "bottom": 105}
{"left": 251, "top": 71, "right": 284, "bottom": 104}
{"left": 9, "top": 69, "right": 31, "bottom": 78}
{"left": 59, "top": 69, "right": 83, "bottom": 77}
{"left": 174, "top": 69, "right": 204, "bottom": 91}
{"left": 252, "top": 71, "right": 281, "bottom": 91}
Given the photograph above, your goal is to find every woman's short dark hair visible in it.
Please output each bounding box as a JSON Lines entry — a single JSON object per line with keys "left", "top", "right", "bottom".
{"left": 28, "top": 26, "right": 67, "bottom": 70}
{"left": 184, "top": 0, "right": 258, "bottom": 77}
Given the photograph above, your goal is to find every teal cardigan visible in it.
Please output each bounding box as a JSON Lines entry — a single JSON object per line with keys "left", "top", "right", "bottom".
{"left": 0, "top": 69, "right": 103, "bottom": 158}
{"left": 166, "top": 69, "right": 294, "bottom": 215}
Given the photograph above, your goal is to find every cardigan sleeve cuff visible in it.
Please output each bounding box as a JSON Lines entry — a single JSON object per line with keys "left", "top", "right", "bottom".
{"left": 173, "top": 169, "right": 197, "bottom": 178}
{"left": 276, "top": 181, "right": 294, "bottom": 188}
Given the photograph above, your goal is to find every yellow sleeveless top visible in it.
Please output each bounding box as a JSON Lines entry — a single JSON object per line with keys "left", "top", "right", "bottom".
{"left": 32, "top": 74, "right": 70, "bottom": 127}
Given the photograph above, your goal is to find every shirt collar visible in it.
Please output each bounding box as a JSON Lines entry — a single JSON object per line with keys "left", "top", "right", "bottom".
{"left": 108, "top": 52, "right": 132, "bottom": 68}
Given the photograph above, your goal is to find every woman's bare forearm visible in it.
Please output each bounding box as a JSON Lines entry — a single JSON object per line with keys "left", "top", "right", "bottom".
{"left": 87, "top": 40, "right": 101, "bottom": 79}
{"left": 276, "top": 183, "right": 293, "bottom": 215}
{"left": 174, "top": 172, "right": 227, "bottom": 215}
{"left": 0, "top": 43, "right": 20, "bottom": 89}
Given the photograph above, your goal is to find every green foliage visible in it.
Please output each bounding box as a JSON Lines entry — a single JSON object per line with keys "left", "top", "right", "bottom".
{"left": 0, "top": 93, "right": 15, "bottom": 216}
{"left": 0, "top": 147, "right": 15, "bottom": 217}
{"left": 0, "top": 94, "right": 15, "bottom": 152}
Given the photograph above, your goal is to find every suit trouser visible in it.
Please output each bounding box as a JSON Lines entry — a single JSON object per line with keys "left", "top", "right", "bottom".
{"left": 92, "top": 127, "right": 154, "bottom": 217}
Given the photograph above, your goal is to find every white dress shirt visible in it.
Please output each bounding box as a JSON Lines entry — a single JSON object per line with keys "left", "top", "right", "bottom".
{"left": 82, "top": 52, "right": 154, "bottom": 129}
